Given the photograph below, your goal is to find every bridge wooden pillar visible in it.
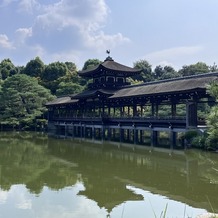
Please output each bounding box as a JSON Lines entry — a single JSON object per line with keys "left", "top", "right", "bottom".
{"left": 133, "top": 105, "right": 137, "bottom": 117}
{"left": 186, "top": 101, "right": 198, "bottom": 127}
{"left": 151, "top": 130, "right": 158, "bottom": 147}
{"left": 120, "top": 128, "right": 124, "bottom": 143}
{"left": 170, "top": 131, "right": 177, "bottom": 149}
{"left": 151, "top": 101, "right": 159, "bottom": 117}
{"left": 171, "top": 102, "right": 177, "bottom": 118}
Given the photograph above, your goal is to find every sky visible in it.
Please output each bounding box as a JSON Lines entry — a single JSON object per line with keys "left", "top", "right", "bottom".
{"left": 0, "top": 0, "right": 218, "bottom": 70}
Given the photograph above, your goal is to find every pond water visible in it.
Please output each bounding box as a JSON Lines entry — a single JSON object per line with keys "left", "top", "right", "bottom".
{"left": 0, "top": 132, "right": 217, "bottom": 218}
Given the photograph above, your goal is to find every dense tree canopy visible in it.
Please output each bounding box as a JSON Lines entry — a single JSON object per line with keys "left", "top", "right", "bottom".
{"left": 0, "top": 59, "right": 17, "bottom": 80}
{"left": 154, "top": 65, "right": 179, "bottom": 80}
{"left": 205, "top": 81, "right": 218, "bottom": 148}
{"left": 56, "top": 82, "right": 83, "bottom": 96}
{"left": 133, "top": 60, "right": 153, "bottom": 82}
{"left": 0, "top": 74, "right": 54, "bottom": 129}
{"left": 41, "top": 62, "right": 68, "bottom": 94}
{"left": 82, "top": 59, "right": 102, "bottom": 71}
{"left": 178, "top": 62, "right": 210, "bottom": 77}
{"left": 23, "top": 57, "right": 45, "bottom": 78}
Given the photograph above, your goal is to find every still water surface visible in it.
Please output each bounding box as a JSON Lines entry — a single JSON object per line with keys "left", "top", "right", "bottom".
{"left": 0, "top": 132, "right": 217, "bottom": 218}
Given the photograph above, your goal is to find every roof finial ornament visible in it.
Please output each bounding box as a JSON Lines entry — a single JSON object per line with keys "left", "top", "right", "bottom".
{"left": 105, "top": 49, "right": 113, "bottom": 61}
{"left": 106, "top": 49, "right": 110, "bottom": 55}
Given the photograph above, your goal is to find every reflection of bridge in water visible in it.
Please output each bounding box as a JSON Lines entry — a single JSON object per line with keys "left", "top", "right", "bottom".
{"left": 46, "top": 56, "right": 218, "bottom": 149}
{"left": 48, "top": 137, "right": 218, "bottom": 214}
{"left": 0, "top": 132, "right": 217, "bottom": 214}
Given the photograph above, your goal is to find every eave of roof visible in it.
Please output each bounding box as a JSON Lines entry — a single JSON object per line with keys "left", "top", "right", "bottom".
{"left": 72, "top": 89, "right": 117, "bottom": 99}
{"left": 45, "top": 96, "right": 78, "bottom": 106}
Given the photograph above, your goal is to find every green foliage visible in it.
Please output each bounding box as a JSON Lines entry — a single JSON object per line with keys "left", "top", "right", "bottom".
{"left": 23, "top": 56, "right": 45, "bottom": 78}
{"left": 82, "top": 59, "right": 102, "bottom": 70}
{"left": 205, "top": 81, "right": 218, "bottom": 150}
{"left": 154, "top": 65, "right": 179, "bottom": 80}
{"left": 41, "top": 62, "right": 68, "bottom": 94}
{"left": 0, "top": 74, "right": 54, "bottom": 129}
{"left": 182, "top": 130, "right": 200, "bottom": 145}
{"left": 0, "top": 58, "right": 18, "bottom": 80}
{"left": 133, "top": 59, "right": 153, "bottom": 82}
{"left": 178, "top": 62, "right": 210, "bottom": 77}
{"left": 56, "top": 82, "right": 83, "bottom": 96}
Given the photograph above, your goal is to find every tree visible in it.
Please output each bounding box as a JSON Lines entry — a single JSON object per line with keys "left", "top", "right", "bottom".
{"left": 209, "top": 62, "right": 218, "bottom": 72}
{"left": 82, "top": 59, "right": 101, "bottom": 71}
{"left": 41, "top": 62, "right": 68, "bottom": 94}
{"left": 23, "top": 57, "right": 45, "bottom": 79}
{"left": 178, "top": 62, "right": 210, "bottom": 77}
{"left": 0, "top": 59, "right": 18, "bottom": 80}
{"left": 64, "top": 61, "right": 81, "bottom": 84}
{"left": 0, "top": 74, "right": 54, "bottom": 129}
{"left": 205, "top": 81, "right": 218, "bottom": 149}
{"left": 56, "top": 82, "right": 83, "bottom": 96}
{"left": 154, "top": 65, "right": 179, "bottom": 80}
{"left": 133, "top": 60, "right": 153, "bottom": 82}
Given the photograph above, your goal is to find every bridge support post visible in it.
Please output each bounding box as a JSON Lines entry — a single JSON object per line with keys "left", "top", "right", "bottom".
{"left": 170, "top": 131, "right": 177, "bottom": 149}
{"left": 186, "top": 102, "right": 198, "bottom": 128}
{"left": 92, "top": 126, "right": 95, "bottom": 140}
{"left": 108, "top": 127, "right": 111, "bottom": 141}
{"left": 140, "top": 130, "right": 143, "bottom": 144}
{"left": 120, "top": 128, "right": 124, "bottom": 143}
{"left": 151, "top": 130, "right": 158, "bottom": 147}
{"left": 101, "top": 126, "right": 104, "bottom": 140}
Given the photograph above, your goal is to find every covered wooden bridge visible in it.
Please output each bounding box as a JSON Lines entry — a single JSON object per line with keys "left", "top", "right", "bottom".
{"left": 46, "top": 56, "right": 218, "bottom": 149}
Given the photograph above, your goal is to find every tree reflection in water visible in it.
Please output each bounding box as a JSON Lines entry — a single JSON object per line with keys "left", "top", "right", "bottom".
{"left": 0, "top": 132, "right": 217, "bottom": 217}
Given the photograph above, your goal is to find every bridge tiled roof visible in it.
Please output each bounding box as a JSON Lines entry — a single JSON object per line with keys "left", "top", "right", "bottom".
{"left": 45, "top": 96, "right": 78, "bottom": 106}
{"left": 110, "top": 73, "right": 218, "bottom": 99}
{"left": 46, "top": 72, "right": 218, "bottom": 106}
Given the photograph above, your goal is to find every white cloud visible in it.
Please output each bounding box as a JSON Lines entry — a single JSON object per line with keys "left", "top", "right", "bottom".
{"left": 0, "top": 0, "right": 130, "bottom": 66}
{"left": 35, "top": 0, "right": 108, "bottom": 30}
{"left": 145, "top": 46, "right": 204, "bottom": 61}
{"left": 0, "top": 34, "right": 15, "bottom": 49}
{"left": 32, "top": 0, "right": 129, "bottom": 51}
{"left": 15, "top": 27, "right": 32, "bottom": 44}
{"left": 142, "top": 46, "right": 204, "bottom": 69}
{"left": 51, "top": 50, "right": 81, "bottom": 64}
{"left": 18, "top": 0, "right": 40, "bottom": 13}
{"left": 83, "top": 31, "right": 130, "bottom": 51}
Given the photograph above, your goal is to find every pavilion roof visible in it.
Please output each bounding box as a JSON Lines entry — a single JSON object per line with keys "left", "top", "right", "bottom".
{"left": 78, "top": 56, "right": 141, "bottom": 77}
{"left": 72, "top": 89, "right": 117, "bottom": 99}
{"left": 110, "top": 72, "right": 218, "bottom": 99}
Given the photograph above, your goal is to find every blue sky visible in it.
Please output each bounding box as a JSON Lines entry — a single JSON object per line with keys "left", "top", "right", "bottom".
{"left": 0, "top": 0, "right": 218, "bottom": 70}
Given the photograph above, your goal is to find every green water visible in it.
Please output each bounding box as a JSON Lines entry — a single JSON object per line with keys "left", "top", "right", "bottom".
{"left": 0, "top": 131, "right": 217, "bottom": 218}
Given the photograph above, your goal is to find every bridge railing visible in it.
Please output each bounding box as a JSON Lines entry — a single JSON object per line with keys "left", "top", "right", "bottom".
{"left": 51, "top": 115, "right": 187, "bottom": 122}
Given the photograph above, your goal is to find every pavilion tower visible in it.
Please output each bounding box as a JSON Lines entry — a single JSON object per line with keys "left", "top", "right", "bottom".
{"left": 78, "top": 56, "right": 141, "bottom": 90}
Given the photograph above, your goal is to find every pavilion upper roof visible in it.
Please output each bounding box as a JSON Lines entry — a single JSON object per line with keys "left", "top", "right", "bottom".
{"left": 78, "top": 56, "right": 141, "bottom": 78}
